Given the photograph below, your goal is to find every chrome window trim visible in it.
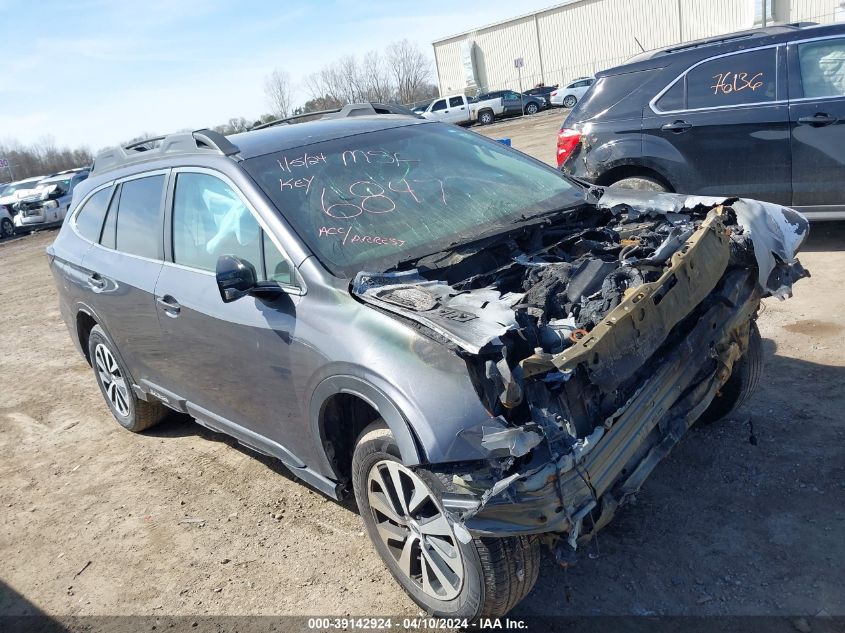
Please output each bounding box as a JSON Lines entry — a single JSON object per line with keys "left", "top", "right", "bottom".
{"left": 649, "top": 42, "right": 783, "bottom": 115}
{"left": 168, "top": 166, "right": 305, "bottom": 296}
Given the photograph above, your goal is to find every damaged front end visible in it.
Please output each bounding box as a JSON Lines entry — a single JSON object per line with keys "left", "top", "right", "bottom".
{"left": 352, "top": 191, "right": 809, "bottom": 559}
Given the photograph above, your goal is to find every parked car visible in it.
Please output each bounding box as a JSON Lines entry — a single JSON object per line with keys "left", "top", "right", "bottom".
{"left": 0, "top": 205, "right": 13, "bottom": 239}
{"left": 13, "top": 168, "right": 89, "bottom": 233}
{"left": 558, "top": 22, "right": 845, "bottom": 220}
{"left": 411, "top": 101, "right": 432, "bottom": 115}
{"left": 550, "top": 77, "right": 595, "bottom": 108}
{"left": 524, "top": 84, "right": 558, "bottom": 104}
{"left": 475, "top": 89, "right": 545, "bottom": 116}
{"left": 0, "top": 176, "right": 44, "bottom": 210}
{"left": 421, "top": 93, "right": 504, "bottom": 125}
{"left": 48, "top": 117, "right": 807, "bottom": 620}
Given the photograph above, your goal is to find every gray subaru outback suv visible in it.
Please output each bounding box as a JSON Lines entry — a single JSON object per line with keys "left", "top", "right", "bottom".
{"left": 48, "top": 112, "right": 809, "bottom": 619}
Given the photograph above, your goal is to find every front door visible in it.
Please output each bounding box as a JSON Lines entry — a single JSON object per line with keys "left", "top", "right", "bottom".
{"left": 642, "top": 45, "right": 791, "bottom": 203}
{"left": 788, "top": 36, "right": 845, "bottom": 210}
{"left": 152, "top": 169, "right": 303, "bottom": 451}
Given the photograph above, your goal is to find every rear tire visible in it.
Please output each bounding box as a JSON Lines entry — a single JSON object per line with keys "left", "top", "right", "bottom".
{"left": 699, "top": 322, "right": 763, "bottom": 424}
{"left": 88, "top": 325, "right": 167, "bottom": 432}
{"left": 478, "top": 110, "right": 495, "bottom": 125}
{"left": 609, "top": 176, "right": 668, "bottom": 192}
{"left": 352, "top": 421, "right": 540, "bottom": 620}
{"left": 562, "top": 95, "right": 577, "bottom": 108}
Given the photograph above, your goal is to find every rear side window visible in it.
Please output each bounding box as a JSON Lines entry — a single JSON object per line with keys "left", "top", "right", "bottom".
{"left": 74, "top": 188, "right": 111, "bottom": 242}
{"left": 569, "top": 68, "right": 659, "bottom": 121}
{"left": 115, "top": 175, "right": 164, "bottom": 259}
{"left": 448, "top": 96, "right": 463, "bottom": 107}
{"left": 798, "top": 38, "right": 845, "bottom": 98}
{"left": 656, "top": 78, "right": 685, "bottom": 111}
{"left": 686, "top": 48, "right": 777, "bottom": 109}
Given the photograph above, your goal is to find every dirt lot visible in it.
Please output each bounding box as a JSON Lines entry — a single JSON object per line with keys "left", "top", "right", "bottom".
{"left": 2, "top": 112, "right": 844, "bottom": 622}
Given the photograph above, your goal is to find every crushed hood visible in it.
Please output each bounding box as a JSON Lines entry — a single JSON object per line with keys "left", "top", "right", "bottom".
{"left": 352, "top": 193, "right": 809, "bottom": 355}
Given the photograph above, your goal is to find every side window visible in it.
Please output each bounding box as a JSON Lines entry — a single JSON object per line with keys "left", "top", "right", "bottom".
{"left": 115, "top": 175, "right": 164, "bottom": 259}
{"left": 799, "top": 38, "right": 845, "bottom": 98}
{"left": 431, "top": 99, "right": 447, "bottom": 112}
{"left": 74, "top": 188, "right": 112, "bottom": 242}
{"left": 448, "top": 96, "right": 463, "bottom": 107}
{"left": 656, "top": 78, "right": 686, "bottom": 111}
{"left": 172, "top": 172, "right": 266, "bottom": 278}
{"left": 263, "top": 232, "right": 292, "bottom": 285}
{"left": 686, "top": 48, "right": 777, "bottom": 109}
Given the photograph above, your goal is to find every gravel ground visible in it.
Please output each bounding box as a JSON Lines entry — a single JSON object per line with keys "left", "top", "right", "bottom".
{"left": 1, "top": 112, "right": 843, "bottom": 624}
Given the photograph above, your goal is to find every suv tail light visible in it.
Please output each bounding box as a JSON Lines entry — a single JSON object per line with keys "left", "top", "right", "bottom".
{"left": 556, "top": 128, "right": 581, "bottom": 168}
{"left": 550, "top": 90, "right": 558, "bottom": 97}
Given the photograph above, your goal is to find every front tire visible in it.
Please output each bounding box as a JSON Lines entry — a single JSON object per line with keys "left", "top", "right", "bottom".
{"left": 562, "top": 95, "right": 577, "bottom": 108}
{"left": 1, "top": 218, "right": 14, "bottom": 238}
{"left": 352, "top": 422, "right": 539, "bottom": 620}
{"left": 699, "top": 322, "right": 763, "bottom": 424}
{"left": 525, "top": 103, "right": 538, "bottom": 115}
{"left": 88, "top": 325, "right": 166, "bottom": 432}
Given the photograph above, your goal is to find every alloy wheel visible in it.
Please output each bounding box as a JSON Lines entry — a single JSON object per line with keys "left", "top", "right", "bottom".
{"left": 563, "top": 96, "right": 577, "bottom": 108}
{"left": 94, "top": 343, "right": 130, "bottom": 417}
{"left": 366, "top": 460, "right": 464, "bottom": 600}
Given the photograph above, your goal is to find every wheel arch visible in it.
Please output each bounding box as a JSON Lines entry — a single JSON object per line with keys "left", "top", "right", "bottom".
{"left": 311, "top": 374, "right": 423, "bottom": 484}
{"left": 594, "top": 163, "right": 675, "bottom": 192}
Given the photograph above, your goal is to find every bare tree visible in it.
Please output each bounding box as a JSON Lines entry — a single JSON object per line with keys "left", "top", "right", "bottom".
{"left": 0, "top": 137, "right": 93, "bottom": 181}
{"left": 264, "top": 68, "right": 293, "bottom": 119}
{"left": 386, "top": 39, "right": 433, "bottom": 104}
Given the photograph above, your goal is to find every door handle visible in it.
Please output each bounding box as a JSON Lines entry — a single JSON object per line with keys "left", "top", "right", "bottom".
{"left": 797, "top": 113, "right": 837, "bottom": 126}
{"left": 661, "top": 120, "right": 692, "bottom": 133}
{"left": 86, "top": 273, "right": 106, "bottom": 290}
{"left": 156, "top": 295, "right": 181, "bottom": 317}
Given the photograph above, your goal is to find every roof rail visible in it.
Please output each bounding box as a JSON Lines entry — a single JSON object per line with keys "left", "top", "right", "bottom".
{"left": 251, "top": 102, "right": 419, "bottom": 130}
{"left": 92, "top": 128, "right": 240, "bottom": 174}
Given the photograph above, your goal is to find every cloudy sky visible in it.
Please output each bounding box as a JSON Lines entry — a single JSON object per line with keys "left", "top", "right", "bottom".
{"left": 0, "top": 0, "right": 556, "bottom": 151}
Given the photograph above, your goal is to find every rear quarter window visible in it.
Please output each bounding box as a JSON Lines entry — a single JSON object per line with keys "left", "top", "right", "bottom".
{"left": 74, "top": 188, "right": 112, "bottom": 243}
{"left": 567, "top": 68, "right": 660, "bottom": 122}
{"left": 685, "top": 47, "right": 777, "bottom": 109}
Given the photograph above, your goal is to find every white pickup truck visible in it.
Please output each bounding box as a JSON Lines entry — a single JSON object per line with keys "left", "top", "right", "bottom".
{"left": 421, "top": 94, "right": 504, "bottom": 126}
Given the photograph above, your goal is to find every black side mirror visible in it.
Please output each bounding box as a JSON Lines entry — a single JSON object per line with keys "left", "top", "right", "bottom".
{"left": 216, "top": 255, "right": 257, "bottom": 303}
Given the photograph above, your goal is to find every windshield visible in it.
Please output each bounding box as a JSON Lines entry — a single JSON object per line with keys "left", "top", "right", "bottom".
{"left": 5, "top": 180, "right": 41, "bottom": 194}
{"left": 243, "top": 122, "right": 583, "bottom": 277}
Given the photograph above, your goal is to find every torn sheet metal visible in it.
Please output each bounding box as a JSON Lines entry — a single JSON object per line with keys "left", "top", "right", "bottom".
{"left": 596, "top": 189, "right": 809, "bottom": 296}
{"left": 352, "top": 270, "right": 523, "bottom": 354}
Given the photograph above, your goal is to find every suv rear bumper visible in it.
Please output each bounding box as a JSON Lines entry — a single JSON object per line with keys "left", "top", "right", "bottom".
{"left": 444, "top": 269, "right": 759, "bottom": 539}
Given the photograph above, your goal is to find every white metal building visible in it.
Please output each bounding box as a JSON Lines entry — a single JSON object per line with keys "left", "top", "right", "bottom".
{"left": 432, "top": 0, "right": 845, "bottom": 96}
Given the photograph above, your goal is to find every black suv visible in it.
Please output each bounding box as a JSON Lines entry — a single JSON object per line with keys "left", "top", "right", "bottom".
{"left": 558, "top": 22, "right": 845, "bottom": 220}
{"left": 48, "top": 107, "right": 808, "bottom": 620}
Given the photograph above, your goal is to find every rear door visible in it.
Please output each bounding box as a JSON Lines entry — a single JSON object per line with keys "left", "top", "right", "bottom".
{"left": 152, "top": 168, "right": 303, "bottom": 450}
{"left": 77, "top": 172, "right": 167, "bottom": 384}
{"left": 642, "top": 46, "right": 791, "bottom": 202}
{"left": 788, "top": 35, "right": 845, "bottom": 210}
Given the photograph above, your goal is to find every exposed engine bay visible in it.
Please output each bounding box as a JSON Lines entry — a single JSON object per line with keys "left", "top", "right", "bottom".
{"left": 352, "top": 190, "right": 809, "bottom": 551}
